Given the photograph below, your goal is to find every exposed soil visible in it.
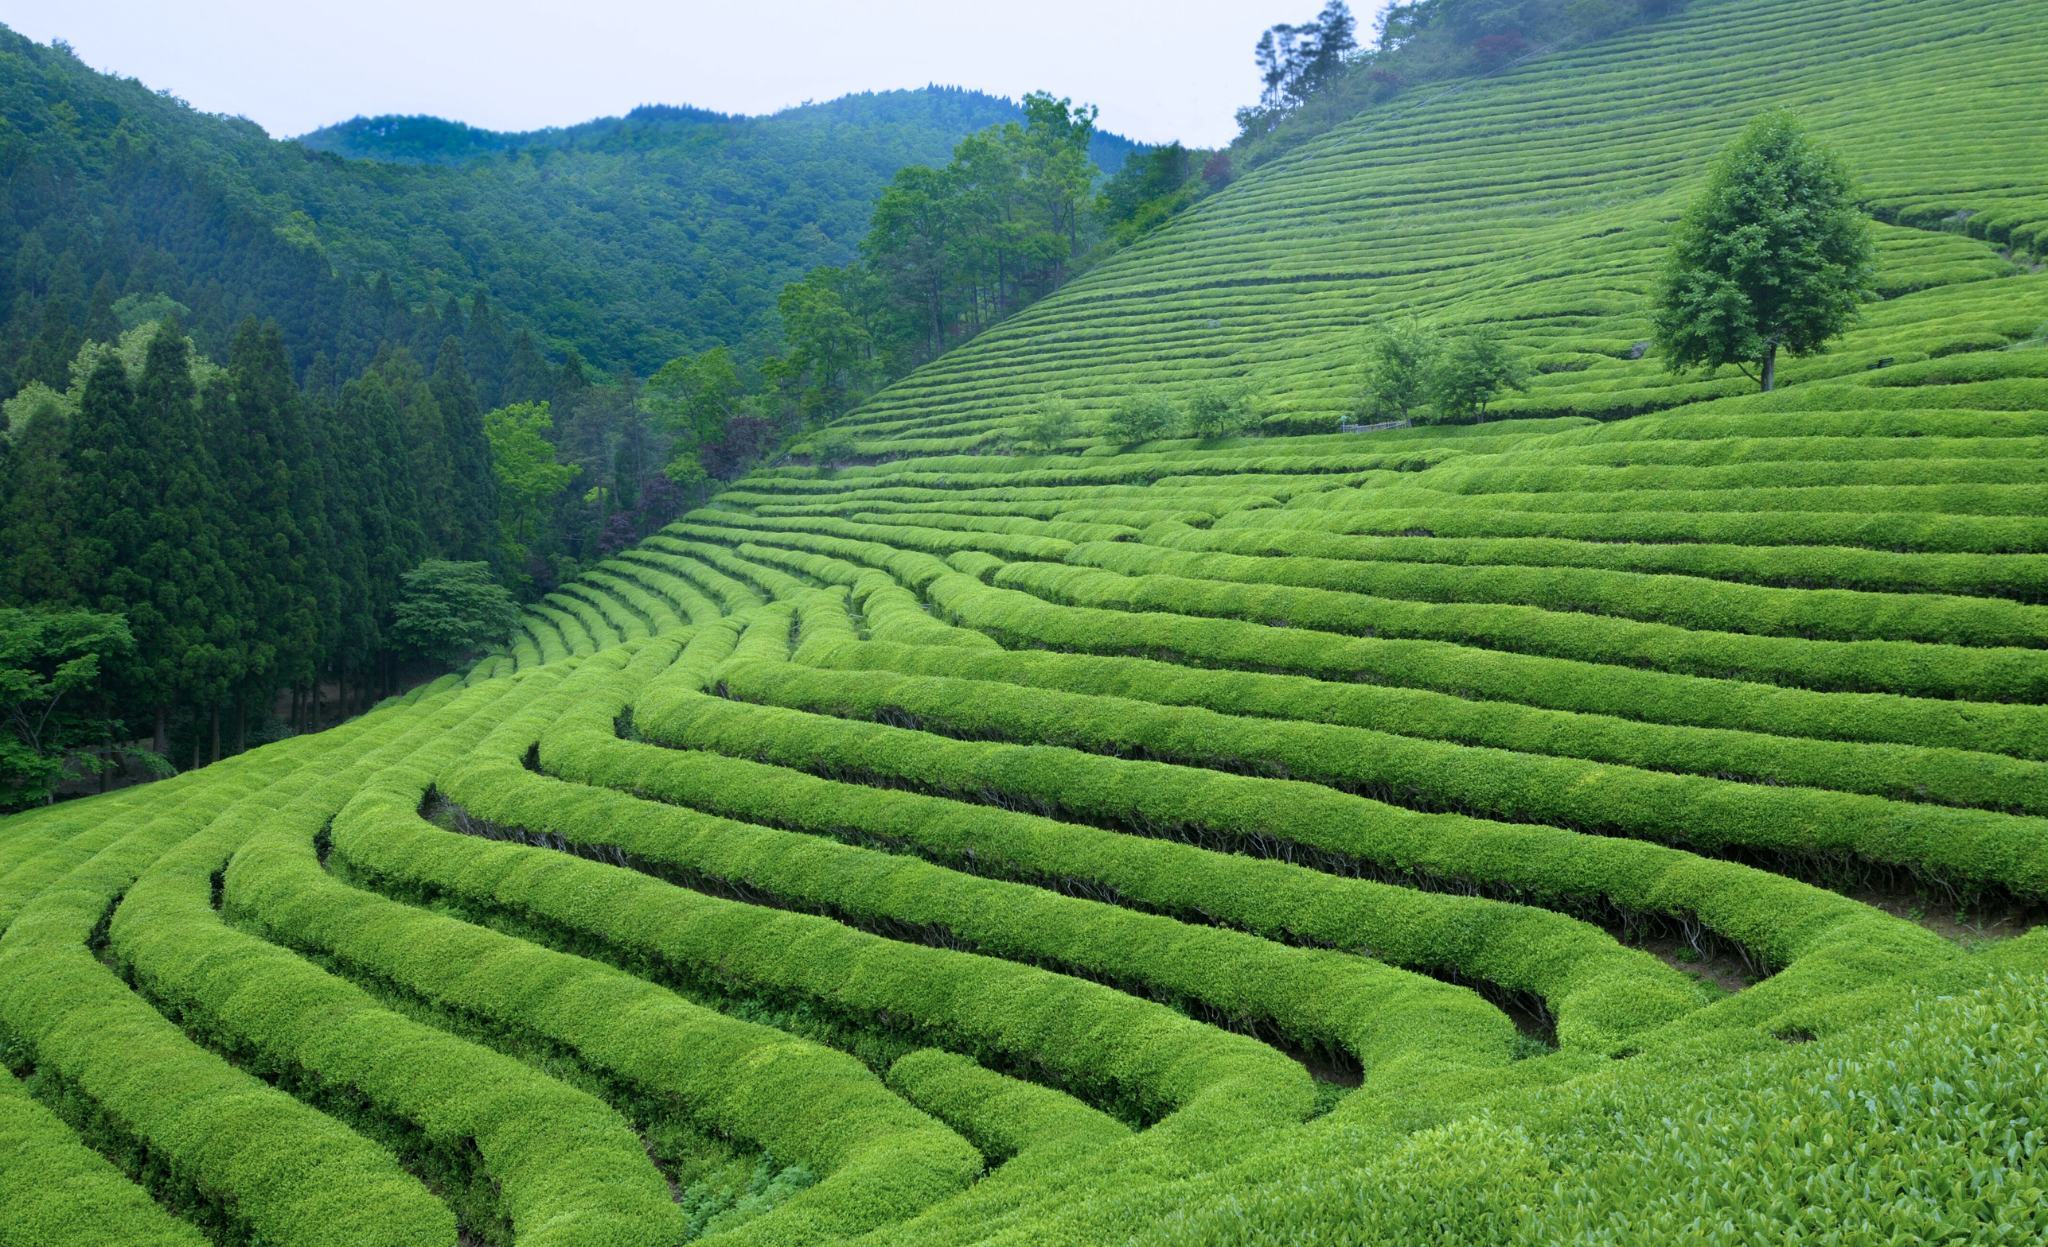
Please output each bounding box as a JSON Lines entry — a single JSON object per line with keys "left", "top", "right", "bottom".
{"left": 1845, "top": 888, "right": 2043, "bottom": 950}
{"left": 1634, "top": 933, "right": 1753, "bottom": 996}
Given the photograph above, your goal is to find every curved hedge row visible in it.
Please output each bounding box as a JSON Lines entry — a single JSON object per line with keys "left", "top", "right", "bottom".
{"left": 1073, "top": 539, "right": 2048, "bottom": 646}
{"left": 661, "top": 659, "right": 1956, "bottom": 994}
{"left": 534, "top": 645, "right": 1541, "bottom": 1072}
{"left": 1219, "top": 502, "right": 2048, "bottom": 553}
{"left": 1152, "top": 525, "right": 2048, "bottom": 602}
{"left": 991, "top": 559, "right": 2048, "bottom": 701}
{"left": 885, "top": 1049, "right": 1130, "bottom": 1166}
{"left": 108, "top": 679, "right": 687, "bottom": 1247}
{"left": 716, "top": 658, "right": 2048, "bottom": 896}
{"left": 617, "top": 677, "right": 1702, "bottom": 1054}
{"left": 795, "top": 635, "right": 2048, "bottom": 816}
{"left": 918, "top": 569, "right": 2048, "bottom": 755}
{"left": 252, "top": 655, "right": 988, "bottom": 1247}
{"left": 0, "top": 720, "right": 456, "bottom": 1247}
{"left": 0, "top": 1069, "right": 209, "bottom": 1247}
{"left": 425, "top": 647, "right": 1323, "bottom": 1137}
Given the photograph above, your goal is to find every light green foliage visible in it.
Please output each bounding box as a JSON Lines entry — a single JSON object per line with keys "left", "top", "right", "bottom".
{"left": 1014, "top": 396, "right": 1080, "bottom": 451}
{"left": 645, "top": 346, "right": 749, "bottom": 449}
{"left": 6, "top": 3, "right": 2048, "bottom": 1244}
{"left": 1654, "top": 108, "right": 1879, "bottom": 390}
{"left": 1430, "top": 330, "right": 1529, "bottom": 420}
{"left": 803, "top": 428, "right": 862, "bottom": 468}
{"left": 389, "top": 560, "right": 521, "bottom": 664}
{"left": 1182, "top": 382, "right": 1257, "bottom": 438}
{"left": 1358, "top": 317, "right": 1441, "bottom": 420}
{"left": 484, "top": 400, "right": 580, "bottom": 561}
{"left": 1102, "top": 393, "right": 1181, "bottom": 445}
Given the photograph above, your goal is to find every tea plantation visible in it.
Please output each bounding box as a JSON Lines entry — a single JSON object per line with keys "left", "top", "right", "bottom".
{"left": 5, "top": 0, "right": 2048, "bottom": 1242}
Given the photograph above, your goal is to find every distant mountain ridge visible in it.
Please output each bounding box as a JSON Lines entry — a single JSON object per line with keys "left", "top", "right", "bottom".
{"left": 296, "top": 93, "right": 1140, "bottom": 176}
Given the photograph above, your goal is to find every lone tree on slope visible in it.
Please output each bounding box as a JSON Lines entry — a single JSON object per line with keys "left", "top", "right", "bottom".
{"left": 1652, "top": 108, "right": 1876, "bottom": 392}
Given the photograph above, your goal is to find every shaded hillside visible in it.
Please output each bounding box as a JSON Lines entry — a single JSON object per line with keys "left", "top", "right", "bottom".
{"left": 0, "top": 28, "right": 1133, "bottom": 383}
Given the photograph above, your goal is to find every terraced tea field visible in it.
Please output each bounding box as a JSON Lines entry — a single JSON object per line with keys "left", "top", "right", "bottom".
{"left": 6, "top": 0, "right": 2048, "bottom": 1242}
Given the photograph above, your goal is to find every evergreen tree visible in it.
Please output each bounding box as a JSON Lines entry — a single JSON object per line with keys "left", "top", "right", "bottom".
{"left": 81, "top": 276, "right": 120, "bottom": 347}
{"left": 66, "top": 351, "right": 153, "bottom": 670}
{"left": 219, "top": 318, "right": 322, "bottom": 736}
{"left": 0, "top": 387, "right": 80, "bottom": 606}
{"left": 134, "top": 325, "right": 246, "bottom": 763}
{"left": 335, "top": 368, "right": 428, "bottom": 690}
{"left": 372, "top": 347, "right": 455, "bottom": 555}
{"left": 462, "top": 288, "right": 510, "bottom": 408}
{"left": 505, "top": 329, "right": 554, "bottom": 404}
{"left": 19, "top": 297, "right": 79, "bottom": 391}
{"left": 430, "top": 337, "right": 500, "bottom": 565}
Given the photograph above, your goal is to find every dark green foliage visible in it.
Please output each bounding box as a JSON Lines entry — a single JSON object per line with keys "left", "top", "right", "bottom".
{"left": 0, "top": 26, "right": 1134, "bottom": 381}
{"left": 390, "top": 561, "right": 520, "bottom": 664}
{"left": 1654, "top": 109, "right": 1879, "bottom": 390}
{"left": 0, "top": 608, "right": 132, "bottom": 808}
{"left": 429, "top": 341, "right": 499, "bottom": 565}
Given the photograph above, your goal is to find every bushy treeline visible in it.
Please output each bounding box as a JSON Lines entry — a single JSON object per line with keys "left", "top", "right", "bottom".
{"left": 0, "top": 314, "right": 520, "bottom": 770}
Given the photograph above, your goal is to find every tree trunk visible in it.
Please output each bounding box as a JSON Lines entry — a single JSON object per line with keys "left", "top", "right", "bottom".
{"left": 235, "top": 704, "right": 246, "bottom": 755}
{"left": 153, "top": 705, "right": 169, "bottom": 757}
{"left": 209, "top": 704, "right": 220, "bottom": 766}
{"left": 1760, "top": 341, "right": 1778, "bottom": 392}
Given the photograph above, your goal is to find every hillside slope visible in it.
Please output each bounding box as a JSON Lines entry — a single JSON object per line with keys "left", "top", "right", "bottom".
{"left": 836, "top": 0, "right": 2046, "bottom": 442}
{"left": 3, "top": 0, "right": 2046, "bottom": 1244}
{"left": 0, "top": 29, "right": 1124, "bottom": 377}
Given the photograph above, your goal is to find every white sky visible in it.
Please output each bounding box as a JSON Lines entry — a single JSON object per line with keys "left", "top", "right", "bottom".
{"left": 2, "top": 1, "right": 1395, "bottom": 148}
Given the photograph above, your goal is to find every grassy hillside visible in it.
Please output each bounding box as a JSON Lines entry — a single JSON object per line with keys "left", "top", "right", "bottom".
{"left": 838, "top": 0, "right": 2046, "bottom": 440}
{"left": 4, "top": 0, "right": 2046, "bottom": 1243}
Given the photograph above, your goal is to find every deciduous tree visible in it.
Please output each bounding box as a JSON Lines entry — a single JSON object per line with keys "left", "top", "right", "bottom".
{"left": 1652, "top": 109, "right": 1876, "bottom": 392}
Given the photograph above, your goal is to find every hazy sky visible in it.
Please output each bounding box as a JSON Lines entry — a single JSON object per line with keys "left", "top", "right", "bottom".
{"left": 2, "top": 1, "right": 1394, "bottom": 148}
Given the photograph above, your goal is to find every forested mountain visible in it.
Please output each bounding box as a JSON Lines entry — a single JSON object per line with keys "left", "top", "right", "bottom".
{"left": 0, "top": 23, "right": 1145, "bottom": 780}
{"left": 0, "top": 24, "right": 1135, "bottom": 382}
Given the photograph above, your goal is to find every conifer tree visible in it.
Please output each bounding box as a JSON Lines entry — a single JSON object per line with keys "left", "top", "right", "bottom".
{"left": 372, "top": 347, "right": 455, "bottom": 555}
{"left": 0, "top": 387, "right": 80, "bottom": 606}
{"left": 462, "top": 288, "right": 509, "bottom": 407}
{"left": 505, "top": 329, "right": 554, "bottom": 404}
{"left": 67, "top": 351, "right": 153, "bottom": 701}
{"left": 135, "top": 325, "right": 246, "bottom": 763}
{"left": 219, "top": 318, "right": 322, "bottom": 740}
{"left": 430, "top": 337, "right": 501, "bottom": 565}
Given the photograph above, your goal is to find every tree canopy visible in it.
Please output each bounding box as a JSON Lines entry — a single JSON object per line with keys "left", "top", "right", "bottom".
{"left": 1652, "top": 109, "right": 1877, "bottom": 391}
{"left": 0, "top": 607, "right": 135, "bottom": 808}
{"left": 389, "top": 560, "right": 520, "bottom": 665}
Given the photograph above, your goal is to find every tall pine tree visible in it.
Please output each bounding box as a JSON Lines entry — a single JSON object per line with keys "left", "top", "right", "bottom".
{"left": 135, "top": 325, "right": 246, "bottom": 764}
{"left": 429, "top": 337, "right": 500, "bottom": 565}
{"left": 216, "top": 317, "right": 322, "bottom": 744}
